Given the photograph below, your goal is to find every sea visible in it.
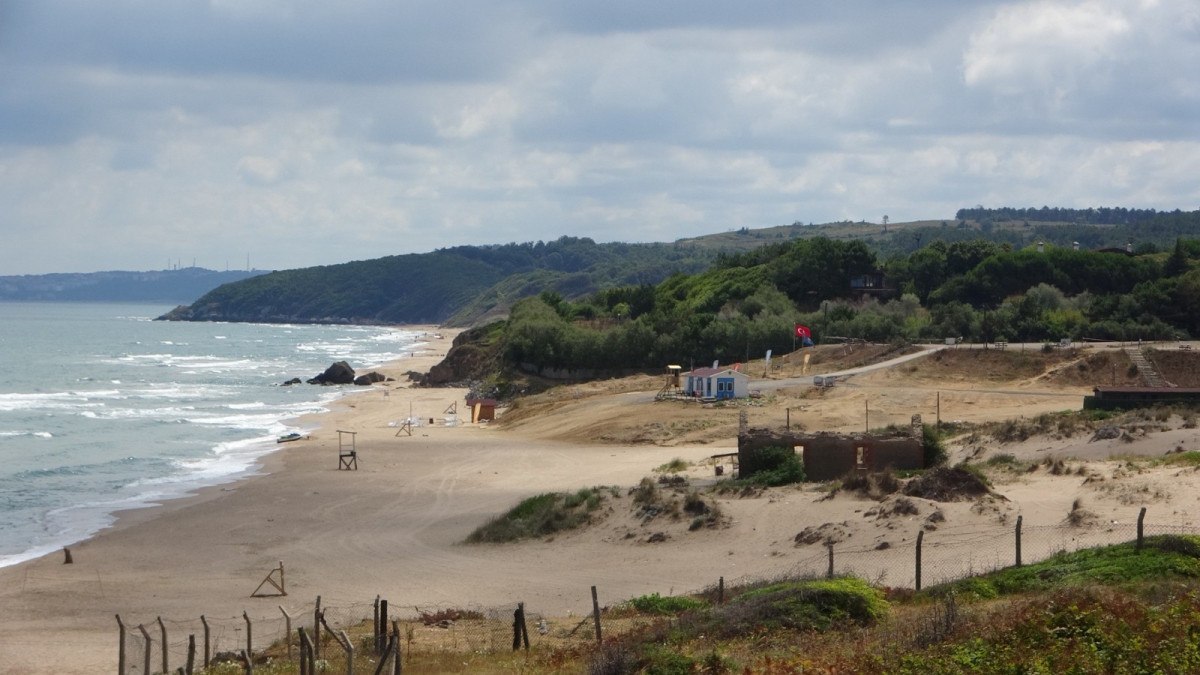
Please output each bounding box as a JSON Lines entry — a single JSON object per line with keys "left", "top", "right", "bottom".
{"left": 0, "top": 302, "right": 426, "bottom": 568}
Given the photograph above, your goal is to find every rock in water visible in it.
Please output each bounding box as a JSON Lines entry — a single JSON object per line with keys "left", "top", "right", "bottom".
{"left": 307, "top": 361, "right": 356, "bottom": 385}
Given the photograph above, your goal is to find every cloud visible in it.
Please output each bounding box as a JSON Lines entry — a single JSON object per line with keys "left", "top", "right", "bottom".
{"left": 0, "top": 1, "right": 1197, "bottom": 274}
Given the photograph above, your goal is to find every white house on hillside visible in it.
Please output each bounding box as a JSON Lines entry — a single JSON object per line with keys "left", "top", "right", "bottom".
{"left": 683, "top": 367, "right": 749, "bottom": 400}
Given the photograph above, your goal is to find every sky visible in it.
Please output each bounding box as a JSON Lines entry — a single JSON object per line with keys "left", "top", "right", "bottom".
{"left": 1, "top": 1, "right": 1198, "bottom": 275}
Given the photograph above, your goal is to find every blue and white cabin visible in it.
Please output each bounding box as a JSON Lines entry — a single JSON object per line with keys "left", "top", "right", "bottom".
{"left": 683, "top": 367, "right": 749, "bottom": 400}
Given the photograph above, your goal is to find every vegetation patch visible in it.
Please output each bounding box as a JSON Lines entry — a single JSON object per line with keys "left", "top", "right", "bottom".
{"left": 934, "top": 535, "right": 1200, "bottom": 600}
{"left": 736, "top": 445, "right": 806, "bottom": 486}
{"left": 465, "top": 487, "right": 614, "bottom": 543}
{"left": 903, "top": 466, "right": 995, "bottom": 502}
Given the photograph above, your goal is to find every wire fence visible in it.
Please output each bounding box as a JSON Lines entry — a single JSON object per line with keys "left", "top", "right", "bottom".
{"left": 116, "top": 508, "right": 1196, "bottom": 674}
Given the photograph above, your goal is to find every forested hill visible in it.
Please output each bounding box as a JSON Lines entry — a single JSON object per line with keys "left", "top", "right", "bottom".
{"left": 159, "top": 208, "right": 1200, "bottom": 327}
{"left": 159, "top": 237, "right": 721, "bottom": 325}
{"left": 0, "top": 268, "right": 266, "bottom": 304}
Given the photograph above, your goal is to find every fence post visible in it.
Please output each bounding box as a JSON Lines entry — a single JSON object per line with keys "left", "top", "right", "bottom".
{"left": 591, "top": 585, "right": 603, "bottom": 644}
{"left": 201, "top": 615, "right": 210, "bottom": 669}
{"left": 313, "top": 596, "right": 322, "bottom": 662}
{"left": 392, "top": 620, "right": 402, "bottom": 675}
{"left": 158, "top": 616, "right": 169, "bottom": 674}
{"left": 138, "top": 624, "right": 152, "bottom": 675}
{"left": 341, "top": 629, "right": 354, "bottom": 675}
{"left": 243, "top": 611, "right": 253, "bottom": 659}
{"left": 186, "top": 633, "right": 196, "bottom": 675}
{"left": 116, "top": 614, "right": 127, "bottom": 675}
{"left": 280, "top": 606, "right": 293, "bottom": 660}
{"left": 915, "top": 530, "right": 924, "bottom": 591}
{"left": 240, "top": 649, "right": 253, "bottom": 674}
{"left": 298, "top": 627, "right": 312, "bottom": 675}
{"left": 379, "top": 599, "right": 389, "bottom": 655}
{"left": 826, "top": 543, "right": 834, "bottom": 579}
{"left": 718, "top": 576, "right": 725, "bottom": 605}
{"left": 512, "top": 604, "right": 522, "bottom": 651}
{"left": 373, "top": 595, "right": 380, "bottom": 653}
{"left": 1137, "top": 506, "right": 1147, "bottom": 551}
{"left": 1015, "top": 515, "right": 1023, "bottom": 567}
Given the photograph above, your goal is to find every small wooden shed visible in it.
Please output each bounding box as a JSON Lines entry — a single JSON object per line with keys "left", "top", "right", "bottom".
{"left": 466, "top": 397, "right": 498, "bottom": 423}
{"left": 683, "top": 367, "right": 749, "bottom": 400}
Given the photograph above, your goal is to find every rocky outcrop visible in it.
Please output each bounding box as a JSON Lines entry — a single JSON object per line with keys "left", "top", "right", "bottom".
{"left": 354, "top": 371, "right": 388, "bottom": 386}
{"left": 307, "top": 361, "right": 356, "bottom": 385}
{"left": 281, "top": 377, "right": 302, "bottom": 386}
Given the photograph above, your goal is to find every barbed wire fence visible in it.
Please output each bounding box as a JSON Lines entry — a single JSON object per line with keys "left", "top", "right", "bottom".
{"left": 116, "top": 507, "right": 1198, "bottom": 674}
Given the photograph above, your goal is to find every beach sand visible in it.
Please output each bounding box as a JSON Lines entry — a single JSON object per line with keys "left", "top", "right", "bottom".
{"left": 2, "top": 338, "right": 1198, "bottom": 673}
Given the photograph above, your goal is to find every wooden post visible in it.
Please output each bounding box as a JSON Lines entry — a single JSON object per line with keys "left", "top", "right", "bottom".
{"left": 373, "top": 595, "right": 380, "bottom": 654}
{"left": 298, "top": 627, "right": 312, "bottom": 675}
{"left": 186, "top": 634, "right": 196, "bottom": 675}
{"left": 116, "top": 614, "right": 127, "bottom": 675}
{"left": 373, "top": 633, "right": 398, "bottom": 675}
{"left": 138, "top": 624, "right": 152, "bottom": 675}
{"left": 915, "top": 530, "right": 924, "bottom": 591}
{"left": 718, "top": 576, "right": 725, "bottom": 605}
{"left": 158, "top": 616, "right": 169, "bottom": 674}
{"left": 201, "top": 615, "right": 210, "bottom": 668}
{"left": 244, "top": 611, "right": 253, "bottom": 658}
{"left": 936, "top": 391, "right": 941, "bottom": 428}
{"left": 379, "top": 599, "right": 389, "bottom": 655}
{"left": 313, "top": 596, "right": 322, "bottom": 662}
{"left": 591, "top": 585, "right": 603, "bottom": 644}
{"left": 826, "top": 543, "right": 834, "bottom": 579}
{"left": 241, "top": 649, "right": 253, "bottom": 674}
{"left": 1015, "top": 515, "right": 1023, "bottom": 567}
{"left": 518, "top": 602, "right": 529, "bottom": 650}
{"left": 512, "top": 604, "right": 522, "bottom": 651}
{"left": 1137, "top": 506, "right": 1147, "bottom": 551}
{"left": 786, "top": 407, "right": 790, "bottom": 430}
{"left": 341, "top": 629, "right": 354, "bottom": 675}
{"left": 280, "top": 606, "right": 293, "bottom": 660}
{"left": 865, "top": 399, "right": 869, "bottom": 433}
{"left": 392, "top": 620, "right": 402, "bottom": 675}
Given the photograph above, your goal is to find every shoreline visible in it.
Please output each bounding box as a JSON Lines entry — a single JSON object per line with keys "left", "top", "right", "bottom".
{"left": 0, "top": 324, "right": 451, "bottom": 573}
{"left": 0, "top": 327, "right": 463, "bottom": 674}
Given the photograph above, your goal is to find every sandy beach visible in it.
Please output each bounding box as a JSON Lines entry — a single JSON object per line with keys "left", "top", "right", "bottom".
{"left": 3, "top": 337, "right": 1200, "bottom": 673}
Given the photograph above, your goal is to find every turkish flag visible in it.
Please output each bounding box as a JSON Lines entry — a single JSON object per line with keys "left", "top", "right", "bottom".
{"left": 794, "top": 324, "right": 812, "bottom": 339}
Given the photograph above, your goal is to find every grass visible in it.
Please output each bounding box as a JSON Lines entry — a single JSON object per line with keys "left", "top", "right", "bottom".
{"left": 933, "top": 535, "right": 1200, "bottom": 600}
{"left": 465, "top": 486, "right": 615, "bottom": 543}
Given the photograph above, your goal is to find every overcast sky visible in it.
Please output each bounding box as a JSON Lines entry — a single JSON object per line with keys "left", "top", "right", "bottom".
{"left": 1, "top": 1, "right": 1197, "bottom": 274}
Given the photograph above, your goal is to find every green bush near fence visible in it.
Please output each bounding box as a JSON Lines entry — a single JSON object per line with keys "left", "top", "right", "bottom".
{"left": 932, "top": 535, "right": 1200, "bottom": 601}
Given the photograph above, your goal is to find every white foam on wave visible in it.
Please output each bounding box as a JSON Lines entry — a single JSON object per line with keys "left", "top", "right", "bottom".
{"left": 0, "top": 430, "right": 53, "bottom": 439}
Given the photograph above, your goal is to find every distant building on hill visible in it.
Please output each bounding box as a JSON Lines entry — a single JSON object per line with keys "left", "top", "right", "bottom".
{"left": 683, "top": 367, "right": 748, "bottom": 400}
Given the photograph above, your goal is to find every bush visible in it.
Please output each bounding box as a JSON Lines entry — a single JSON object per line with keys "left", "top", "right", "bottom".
{"left": 466, "top": 488, "right": 611, "bottom": 543}
{"left": 923, "top": 424, "right": 948, "bottom": 467}
{"left": 711, "top": 577, "right": 888, "bottom": 636}
{"left": 740, "top": 445, "right": 806, "bottom": 485}
{"left": 627, "top": 592, "right": 708, "bottom": 615}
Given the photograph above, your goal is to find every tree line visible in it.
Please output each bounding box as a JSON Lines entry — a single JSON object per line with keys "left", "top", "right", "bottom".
{"left": 496, "top": 234, "right": 1200, "bottom": 378}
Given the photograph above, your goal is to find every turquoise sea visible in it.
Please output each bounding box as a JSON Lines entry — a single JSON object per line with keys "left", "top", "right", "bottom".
{"left": 0, "top": 302, "right": 424, "bottom": 567}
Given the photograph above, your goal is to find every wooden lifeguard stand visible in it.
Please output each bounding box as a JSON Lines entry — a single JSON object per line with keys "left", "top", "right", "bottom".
{"left": 337, "top": 430, "right": 358, "bottom": 470}
{"left": 655, "top": 365, "right": 683, "bottom": 400}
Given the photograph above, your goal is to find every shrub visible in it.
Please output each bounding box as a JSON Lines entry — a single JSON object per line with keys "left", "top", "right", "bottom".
{"left": 714, "top": 577, "right": 888, "bottom": 635}
{"left": 740, "top": 445, "right": 806, "bottom": 485}
{"left": 466, "top": 488, "right": 611, "bottom": 543}
{"left": 627, "top": 592, "right": 708, "bottom": 615}
{"left": 655, "top": 457, "right": 690, "bottom": 473}
{"left": 923, "top": 424, "right": 948, "bottom": 467}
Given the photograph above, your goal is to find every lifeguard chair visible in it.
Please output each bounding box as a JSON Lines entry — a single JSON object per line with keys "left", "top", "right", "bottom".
{"left": 337, "top": 430, "right": 358, "bottom": 470}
